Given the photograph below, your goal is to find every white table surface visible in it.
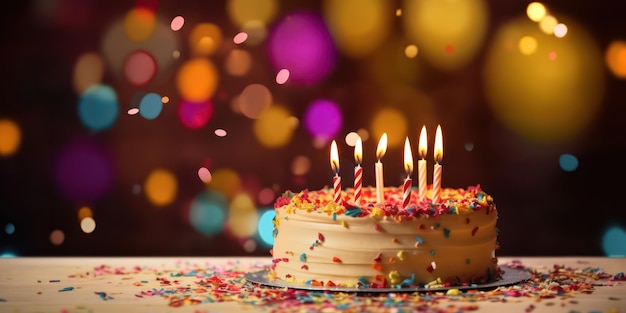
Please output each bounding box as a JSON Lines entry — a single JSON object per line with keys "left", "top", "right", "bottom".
{"left": 0, "top": 256, "right": 624, "bottom": 312}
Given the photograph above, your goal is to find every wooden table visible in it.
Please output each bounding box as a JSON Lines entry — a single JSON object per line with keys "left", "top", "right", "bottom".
{"left": 0, "top": 256, "right": 624, "bottom": 312}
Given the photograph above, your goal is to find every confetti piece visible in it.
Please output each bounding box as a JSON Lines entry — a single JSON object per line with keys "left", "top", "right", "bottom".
{"left": 233, "top": 32, "right": 248, "bottom": 44}
{"left": 58, "top": 287, "right": 74, "bottom": 292}
{"left": 276, "top": 69, "right": 290, "bottom": 84}
{"left": 197, "top": 167, "right": 212, "bottom": 183}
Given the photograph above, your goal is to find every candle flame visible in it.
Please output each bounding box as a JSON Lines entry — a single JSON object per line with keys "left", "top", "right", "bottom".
{"left": 376, "top": 133, "right": 387, "bottom": 160}
{"left": 330, "top": 140, "right": 340, "bottom": 173}
{"left": 434, "top": 125, "right": 443, "bottom": 163}
{"left": 354, "top": 136, "right": 362, "bottom": 165}
{"left": 418, "top": 125, "right": 427, "bottom": 159}
{"left": 404, "top": 137, "right": 413, "bottom": 173}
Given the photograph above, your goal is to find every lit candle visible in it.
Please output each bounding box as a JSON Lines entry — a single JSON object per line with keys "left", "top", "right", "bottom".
{"left": 354, "top": 136, "right": 363, "bottom": 205}
{"left": 330, "top": 140, "right": 341, "bottom": 204}
{"left": 418, "top": 126, "right": 428, "bottom": 202}
{"left": 432, "top": 125, "right": 443, "bottom": 204}
{"left": 402, "top": 137, "right": 413, "bottom": 209}
{"left": 375, "top": 133, "right": 387, "bottom": 203}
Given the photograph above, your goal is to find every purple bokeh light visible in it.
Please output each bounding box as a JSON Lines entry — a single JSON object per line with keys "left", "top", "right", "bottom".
{"left": 178, "top": 99, "right": 213, "bottom": 129}
{"left": 267, "top": 10, "right": 337, "bottom": 86}
{"left": 303, "top": 98, "right": 343, "bottom": 141}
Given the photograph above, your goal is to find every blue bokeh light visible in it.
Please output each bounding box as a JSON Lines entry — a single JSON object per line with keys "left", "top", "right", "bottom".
{"left": 559, "top": 153, "right": 579, "bottom": 172}
{"left": 257, "top": 209, "right": 276, "bottom": 246}
{"left": 189, "top": 190, "right": 228, "bottom": 236}
{"left": 5, "top": 223, "right": 15, "bottom": 235}
{"left": 602, "top": 225, "right": 626, "bottom": 257}
{"left": 139, "top": 92, "right": 163, "bottom": 120}
{"left": 77, "top": 84, "right": 119, "bottom": 131}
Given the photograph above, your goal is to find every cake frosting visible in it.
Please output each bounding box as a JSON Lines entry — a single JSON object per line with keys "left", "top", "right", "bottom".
{"left": 270, "top": 184, "right": 500, "bottom": 288}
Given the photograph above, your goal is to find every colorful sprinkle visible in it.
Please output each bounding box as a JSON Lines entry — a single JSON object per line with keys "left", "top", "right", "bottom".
{"left": 332, "top": 257, "right": 342, "bottom": 263}
{"left": 299, "top": 253, "right": 306, "bottom": 262}
{"left": 472, "top": 226, "right": 479, "bottom": 236}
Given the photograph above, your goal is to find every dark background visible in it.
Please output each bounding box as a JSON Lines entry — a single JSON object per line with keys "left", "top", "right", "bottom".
{"left": 0, "top": 0, "right": 625, "bottom": 257}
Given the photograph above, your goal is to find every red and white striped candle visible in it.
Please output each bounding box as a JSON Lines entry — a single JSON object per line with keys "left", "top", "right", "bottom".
{"left": 418, "top": 126, "right": 428, "bottom": 202}
{"left": 402, "top": 137, "right": 413, "bottom": 209}
{"left": 330, "top": 140, "right": 341, "bottom": 204}
{"left": 353, "top": 136, "right": 363, "bottom": 205}
{"left": 432, "top": 125, "right": 443, "bottom": 204}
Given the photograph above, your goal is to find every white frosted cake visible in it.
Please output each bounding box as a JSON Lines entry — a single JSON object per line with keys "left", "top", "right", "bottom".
{"left": 269, "top": 185, "right": 500, "bottom": 288}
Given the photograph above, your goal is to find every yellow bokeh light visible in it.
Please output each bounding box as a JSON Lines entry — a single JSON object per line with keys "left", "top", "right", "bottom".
{"left": 77, "top": 206, "right": 93, "bottom": 220}
{"left": 606, "top": 40, "right": 626, "bottom": 79}
{"left": 526, "top": 2, "right": 546, "bottom": 22}
{"left": 225, "top": 49, "right": 252, "bottom": 76}
{"left": 519, "top": 36, "right": 538, "bottom": 55}
{"left": 323, "top": 0, "right": 392, "bottom": 59}
{"left": 72, "top": 52, "right": 104, "bottom": 95}
{"left": 207, "top": 168, "right": 241, "bottom": 200}
{"left": 405, "top": 45, "right": 419, "bottom": 58}
{"left": 239, "top": 84, "right": 272, "bottom": 119}
{"left": 189, "top": 23, "right": 223, "bottom": 56}
{"left": 484, "top": 18, "right": 605, "bottom": 144}
{"left": 123, "top": 7, "right": 156, "bottom": 42}
{"left": 0, "top": 119, "right": 21, "bottom": 156}
{"left": 227, "top": 193, "right": 258, "bottom": 238}
{"left": 144, "top": 168, "right": 178, "bottom": 207}
{"left": 253, "top": 106, "right": 296, "bottom": 148}
{"left": 370, "top": 108, "right": 408, "bottom": 149}
{"left": 403, "top": 0, "right": 488, "bottom": 71}
{"left": 538, "top": 15, "right": 557, "bottom": 35}
{"left": 227, "top": 0, "right": 278, "bottom": 27}
{"left": 554, "top": 23, "right": 568, "bottom": 38}
{"left": 176, "top": 58, "right": 219, "bottom": 103}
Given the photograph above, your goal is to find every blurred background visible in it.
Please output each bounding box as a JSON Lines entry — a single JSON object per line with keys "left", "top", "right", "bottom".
{"left": 0, "top": 0, "right": 625, "bottom": 257}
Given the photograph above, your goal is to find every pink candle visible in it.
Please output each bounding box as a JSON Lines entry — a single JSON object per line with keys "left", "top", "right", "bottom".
{"left": 418, "top": 126, "right": 427, "bottom": 202}
{"left": 375, "top": 133, "right": 388, "bottom": 204}
{"left": 354, "top": 136, "right": 363, "bottom": 205}
{"left": 403, "top": 137, "right": 413, "bottom": 209}
{"left": 330, "top": 140, "right": 341, "bottom": 204}
{"left": 432, "top": 125, "right": 443, "bottom": 204}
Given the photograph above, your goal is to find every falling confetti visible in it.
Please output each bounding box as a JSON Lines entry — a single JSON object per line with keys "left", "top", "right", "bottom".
{"left": 198, "top": 167, "right": 212, "bottom": 183}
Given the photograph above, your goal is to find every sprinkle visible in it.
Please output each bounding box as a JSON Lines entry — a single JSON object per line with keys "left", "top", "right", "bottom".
{"left": 388, "top": 257, "right": 396, "bottom": 263}
{"left": 415, "top": 236, "right": 424, "bottom": 245}
{"left": 49, "top": 280, "right": 60, "bottom": 283}
{"left": 299, "top": 253, "right": 306, "bottom": 262}
{"left": 317, "top": 233, "right": 325, "bottom": 242}
{"left": 430, "top": 250, "right": 435, "bottom": 256}
{"left": 332, "top": 212, "right": 337, "bottom": 220}
{"left": 357, "top": 277, "right": 369, "bottom": 285}
{"left": 341, "top": 221, "right": 348, "bottom": 228}
{"left": 374, "top": 224, "right": 380, "bottom": 231}
{"left": 431, "top": 261, "right": 437, "bottom": 269}
{"left": 396, "top": 250, "right": 405, "bottom": 261}
{"left": 345, "top": 207, "right": 362, "bottom": 217}
{"left": 466, "top": 258, "right": 471, "bottom": 264}
{"left": 300, "top": 265, "right": 308, "bottom": 270}
{"left": 371, "top": 263, "right": 383, "bottom": 272}
{"left": 58, "top": 286, "right": 74, "bottom": 292}
{"left": 332, "top": 257, "right": 342, "bottom": 263}
{"left": 443, "top": 228, "right": 450, "bottom": 238}
{"left": 392, "top": 237, "right": 399, "bottom": 243}
{"left": 472, "top": 226, "right": 479, "bottom": 236}
{"left": 372, "top": 252, "right": 382, "bottom": 262}
{"left": 388, "top": 270, "right": 401, "bottom": 285}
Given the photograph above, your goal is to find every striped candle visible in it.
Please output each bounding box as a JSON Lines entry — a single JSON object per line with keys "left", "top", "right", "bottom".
{"left": 402, "top": 137, "right": 413, "bottom": 209}
{"left": 354, "top": 136, "right": 363, "bottom": 205}
{"left": 418, "top": 126, "right": 427, "bottom": 202}
{"left": 333, "top": 175, "right": 341, "bottom": 204}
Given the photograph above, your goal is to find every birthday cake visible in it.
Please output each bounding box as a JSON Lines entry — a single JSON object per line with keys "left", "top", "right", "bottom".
{"left": 270, "top": 185, "right": 500, "bottom": 288}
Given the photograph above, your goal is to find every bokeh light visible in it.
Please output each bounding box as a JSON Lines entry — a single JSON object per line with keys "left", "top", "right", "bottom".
{"left": 226, "top": 0, "right": 278, "bottom": 27}
{"left": 267, "top": 10, "right": 337, "bottom": 86}
{"left": 559, "top": 153, "right": 579, "bottom": 172}
{"left": 144, "top": 168, "right": 178, "bottom": 207}
{"left": 80, "top": 217, "right": 96, "bottom": 233}
{"left": 303, "top": 98, "right": 343, "bottom": 142}
{"left": 5, "top": 223, "right": 15, "bottom": 235}
{"left": 207, "top": 168, "right": 241, "bottom": 200}
{"left": 0, "top": 118, "right": 21, "bottom": 157}
{"left": 77, "top": 84, "right": 119, "bottom": 132}
{"left": 403, "top": 0, "right": 489, "bottom": 71}
{"left": 54, "top": 139, "right": 114, "bottom": 203}
{"left": 602, "top": 225, "right": 626, "bottom": 257}
{"left": 370, "top": 108, "right": 408, "bottom": 149}
{"left": 50, "top": 229, "right": 65, "bottom": 246}
{"left": 123, "top": 7, "right": 156, "bottom": 42}
{"left": 240, "top": 20, "right": 268, "bottom": 46}
{"left": 123, "top": 50, "right": 157, "bottom": 86}
{"left": 198, "top": 167, "right": 212, "bottom": 183}
{"left": 291, "top": 155, "right": 311, "bottom": 176}
{"left": 239, "top": 84, "right": 272, "bottom": 119}
{"left": 257, "top": 209, "right": 275, "bottom": 246}
{"left": 227, "top": 193, "right": 258, "bottom": 239}
{"left": 77, "top": 206, "right": 93, "bottom": 220}
{"left": 554, "top": 23, "right": 568, "bottom": 38}
{"left": 176, "top": 58, "right": 219, "bottom": 103}
{"left": 404, "top": 45, "right": 419, "bottom": 58}
{"left": 72, "top": 52, "right": 105, "bottom": 95}
{"left": 258, "top": 188, "right": 275, "bottom": 205}
{"left": 170, "top": 15, "right": 184, "bottom": 31}
{"left": 178, "top": 99, "right": 214, "bottom": 129}
{"left": 225, "top": 49, "right": 252, "bottom": 76}
{"left": 275, "top": 69, "right": 289, "bottom": 84}
{"left": 189, "top": 190, "right": 228, "bottom": 236}
{"left": 233, "top": 32, "right": 248, "bottom": 44}
{"left": 323, "top": 0, "right": 391, "bottom": 59}
{"left": 189, "top": 23, "right": 223, "bottom": 56}
{"left": 484, "top": 18, "right": 605, "bottom": 144}
{"left": 605, "top": 40, "right": 626, "bottom": 79}
{"left": 139, "top": 92, "right": 163, "bottom": 119}
{"left": 518, "top": 36, "right": 538, "bottom": 55}
{"left": 345, "top": 132, "right": 361, "bottom": 147}
{"left": 253, "top": 105, "right": 296, "bottom": 148}
{"left": 214, "top": 129, "right": 227, "bottom": 137}
{"left": 538, "top": 15, "right": 558, "bottom": 35}
{"left": 526, "top": 2, "right": 547, "bottom": 22}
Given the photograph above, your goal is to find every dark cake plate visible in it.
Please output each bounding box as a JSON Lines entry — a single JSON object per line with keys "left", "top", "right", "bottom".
{"left": 244, "top": 266, "right": 531, "bottom": 293}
